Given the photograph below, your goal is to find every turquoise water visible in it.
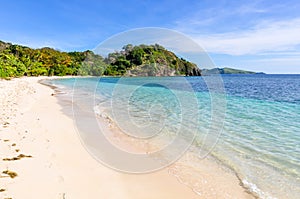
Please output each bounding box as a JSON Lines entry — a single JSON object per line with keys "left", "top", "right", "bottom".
{"left": 46, "top": 74, "right": 300, "bottom": 198}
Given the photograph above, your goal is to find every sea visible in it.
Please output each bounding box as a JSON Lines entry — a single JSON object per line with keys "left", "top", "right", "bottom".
{"left": 44, "top": 74, "right": 300, "bottom": 199}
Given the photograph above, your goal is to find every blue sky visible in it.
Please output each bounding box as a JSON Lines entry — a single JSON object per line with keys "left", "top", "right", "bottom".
{"left": 1, "top": 0, "right": 300, "bottom": 73}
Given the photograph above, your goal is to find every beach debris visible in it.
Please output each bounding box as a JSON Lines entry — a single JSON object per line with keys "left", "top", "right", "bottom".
{"left": 3, "top": 122, "right": 10, "bottom": 127}
{"left": 3, "top": 139, "right": 9, "bottom": 142}
{"left": 2, "top": 170, "right": 18, "bottom": 178}
{"left": 15, "top": 149, "right": 20, "bottom": 152}
{"left": 0, "top": 188, "right": 5, "bottom": 192}
{"left": 59, "top": 193, "right": 66, "bottom": 199}
{"left": 12, "top": 143, "right": 16, "bottom": 147}
{"left": 17, "top": 154, "right": 32, "bottom": 158}
{"left": 2, "top": 157, "right": 19, "bottom": 161}
{"left": 2, "top": 154, "right": 32, "bottom": 161}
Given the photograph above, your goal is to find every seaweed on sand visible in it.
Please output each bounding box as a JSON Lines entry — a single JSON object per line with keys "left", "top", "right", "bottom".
{"left": 2, "top": 170, "right": 18, "bottom": 178}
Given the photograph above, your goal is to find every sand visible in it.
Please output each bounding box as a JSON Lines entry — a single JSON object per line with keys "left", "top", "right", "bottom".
{"left": 0, "top": 77, "right": 254, "bottom": 199}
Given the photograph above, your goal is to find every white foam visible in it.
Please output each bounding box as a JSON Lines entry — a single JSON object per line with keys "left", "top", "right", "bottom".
{"left": 242, "top": 179, "right": 277, "bottom": 199}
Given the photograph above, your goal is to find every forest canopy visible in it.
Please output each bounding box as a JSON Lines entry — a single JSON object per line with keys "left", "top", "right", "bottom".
{"left": 0, "top": 40, "right": 201, "bottom": 78}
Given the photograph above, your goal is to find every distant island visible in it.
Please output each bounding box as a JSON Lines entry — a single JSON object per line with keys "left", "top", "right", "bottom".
{"left": 0, "top": 40, "right": 261, "bottom": 78}
{"left": 202, "top": 67, "right": 265, "bottom": 75}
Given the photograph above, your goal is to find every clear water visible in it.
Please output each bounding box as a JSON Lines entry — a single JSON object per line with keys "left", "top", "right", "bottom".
{"left": 46, "top": 74, "right": 300, "bottom": 198}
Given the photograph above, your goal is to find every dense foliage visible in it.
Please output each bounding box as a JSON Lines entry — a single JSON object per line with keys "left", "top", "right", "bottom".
{"left": 105, "top": 44, "right": 201, "bottom": 76}
{"left": 0, "top": 40, "right": 201, "bottom": 78}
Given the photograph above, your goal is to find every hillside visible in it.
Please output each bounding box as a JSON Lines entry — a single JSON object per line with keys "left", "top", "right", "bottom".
{"left": 0, "top": 41, "right": 200, "bottom": 78}
{"left": 104, "top": 44, "right": 201, "bottom": 76}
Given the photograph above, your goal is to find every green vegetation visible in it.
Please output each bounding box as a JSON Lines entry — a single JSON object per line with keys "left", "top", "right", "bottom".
{"left": 105, "top": 44, "right": 201, "bottom": 76}
{"left": 222, "top": 67, "right": 256, "bottom": 74}
{"left": 1, "top": 41, "right": 93, "bottom": 78}
{"left": 0, "top": 40, "right": 201, "bottom": 78}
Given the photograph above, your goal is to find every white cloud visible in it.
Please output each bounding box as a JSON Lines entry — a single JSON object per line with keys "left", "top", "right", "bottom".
{"left": 191, "top": 18, "right": 300, "bottom": 55}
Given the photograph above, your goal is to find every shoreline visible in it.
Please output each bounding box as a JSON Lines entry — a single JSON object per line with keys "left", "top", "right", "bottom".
{"left": 48, "top": 77, "right": 256, "bottom": 198}
{"left": 1, "top": 76, "right": 254, "bottom": 198}
{"left": 100, "top": 110, "right": 258, "bottom": 198}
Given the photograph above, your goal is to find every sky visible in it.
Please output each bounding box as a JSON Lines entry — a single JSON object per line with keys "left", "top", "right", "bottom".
{"left": 1, "top": 0, "right": 300, "bottom": 74}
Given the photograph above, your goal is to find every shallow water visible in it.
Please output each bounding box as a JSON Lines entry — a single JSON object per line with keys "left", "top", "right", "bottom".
{"left": 46, "top": 74, "right": 300, "bottom": 198}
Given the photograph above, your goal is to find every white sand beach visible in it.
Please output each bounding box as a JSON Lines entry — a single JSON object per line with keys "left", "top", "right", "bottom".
{"left": 0, "top": 77, "right": 254, "bottom": 199}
